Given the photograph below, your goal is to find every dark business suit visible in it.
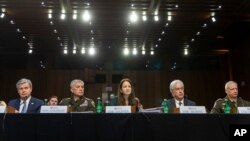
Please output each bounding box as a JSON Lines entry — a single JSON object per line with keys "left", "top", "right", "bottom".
{"left": 8, "top": 96, "right": 44, "bottom": 113}
{"left": 168, "top": 98, "right": 196, "bottom": 109}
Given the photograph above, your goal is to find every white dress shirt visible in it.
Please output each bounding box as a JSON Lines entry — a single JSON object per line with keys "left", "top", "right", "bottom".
{"left": 175, "top": 99, "right": 184, "bottom": 108}
{"left": 19, "top": 96, "right": 31, "bottom": 113}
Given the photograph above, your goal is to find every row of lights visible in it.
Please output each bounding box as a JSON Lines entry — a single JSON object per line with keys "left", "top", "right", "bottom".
{"left": 184, "top": 6, "right": 221, "bottom": 56}
{"left": 62, "top": 47, "right": 155, "bottom": 56}
{"left": 47, "top": 10, "right": 173, "bottom": 23}
{"left": 48, "top": 9, "right": 92, "bottom": 22}
{"left": 46, "top": 2, "right": 176, "bottom": 56}
{"left": 1, "top": 8, "right": 33, "bottom": 54}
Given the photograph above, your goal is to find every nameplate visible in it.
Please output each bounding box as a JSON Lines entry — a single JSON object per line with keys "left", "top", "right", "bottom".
{"left": 0, "top": 106, "right": 6, "bottom": 113}
{"left": 141, "top": 107, "right": 162, "bottom": 113}
{"left": 40, "top": 106, "right": 68, "bottom": 113}
{"left": 238, "top": 107, "right": 250, "bottom": 114}
{"left": 106, "top": 106, "right": 131, "bottom": 113}
{"left": 180, "top": 106, "right": 206, "bottom": 113}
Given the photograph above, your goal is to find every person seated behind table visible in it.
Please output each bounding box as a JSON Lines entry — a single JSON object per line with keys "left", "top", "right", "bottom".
{"left": 117, "top": 78, "right": 143, "bottom": 112}
{"left": 167, "top": 79, "right": 196, "bottom": 109}
{"left": 0, "top": 100, "right": 7, "bottom": 106}
{"left": 8, "top": 78, "right": 44, "bottom": 113}
{"left": 210, "top": 81, "right": 250, "bottom": 114}
{"left": 48, "top": 95, "right": 59, "bottom": 106}
{"left": 59, "top": 79, "right": 95, "bottom": 112}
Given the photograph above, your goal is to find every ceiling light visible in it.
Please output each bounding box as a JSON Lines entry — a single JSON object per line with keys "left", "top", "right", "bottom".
{"left": 81, "top": 48, "right": 86, "bottom": 54}
{"left": 142, "top": 50, "right": 146, "bottom": 55}
{"left": 17, "top": 28, "right": 21, "bottom": 32}
{"left": 60, "top": 13, "right": 66, "bottom": 20}
{"left": 0, "top": 13, "right": 5, "bottom": 18}
{"left": 211, "top": 17, "right": 216, "bottom": 22}
{"left": 29, "top": 49, "right": 33, "bottom": 54}
{"left": 150, "top": 50, "right": 154, "bottom": 55}
{"left": 202, "top": 23, "right": 207, "bottom": 27}
{"left": 132, "top": 48, "right": 137, "bottom": 55}
{"left": 184, "top": 48, "right": 188, "bottom": 55}
{"left": 73, "top": 50, "right": 76, "bottom": 54}
{"left": 161, "top": 31, "right": 165, "bottom": 35}
{"left": 10, "top": 20, "right": 15, "bottom": 24}
{"left": 129, "top": 11, "right": 138, "bottom": 23}
{"left": 123, "top": 48, "right": 129, "bottom": 56}
{"left": 82, "top": 10, "right": 91, "bottom": 22}
{"left": 142, "top": 15, "right": 147, "bottom": 21}
{"left": 73, "top": 14, "right": 77, "bottom": 20}
{"left": 63, "top": 50, "right": 68, "bottom": 54}
{"left": 48, "top": 14, "right": 52, "bottom": 19}
{"left": 154, "top": 15, "right": 159, "bottom": 21}
{"left": 88, "top": 47, "right": 95, "bottom": 55}
{"left": 168, "top": 15, "right": 172, "bottom": 21}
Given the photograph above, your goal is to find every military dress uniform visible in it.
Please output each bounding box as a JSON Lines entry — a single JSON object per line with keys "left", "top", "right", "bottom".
{"left": 60, "top": 96, "right": 95, "bottom": 112}
{"left": 210, "top": 96, "right": 250, "bottom": 114}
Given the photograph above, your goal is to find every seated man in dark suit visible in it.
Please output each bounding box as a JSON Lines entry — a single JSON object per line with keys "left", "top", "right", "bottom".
{"left": 8, "top": 78, "right": 44, "bottom": 113}
{"left": 168, "top": 79, "right": 196, "bottom": 109}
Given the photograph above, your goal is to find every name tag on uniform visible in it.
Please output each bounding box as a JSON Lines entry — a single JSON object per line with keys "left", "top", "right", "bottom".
{"left": 180, "top": 106, "right": 206, "bottom": 113}
{"left": 238, "top": 107, "right": 250, "bottom": 114}
{"left": 0, "top": 106, "right": 6, "bottom": 113}
{"left": 40, "top": 106, "right": 68, "bottom": 113}
{"left": 106, "top": 106, "right": 131, "bottom": 113}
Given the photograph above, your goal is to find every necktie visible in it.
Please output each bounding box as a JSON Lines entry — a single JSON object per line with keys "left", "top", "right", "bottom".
{"left": 178, "top": 102, "right": 182, "bottom": 107}
{"left": 21, "top": 101, "right": 27, "bottom": 113}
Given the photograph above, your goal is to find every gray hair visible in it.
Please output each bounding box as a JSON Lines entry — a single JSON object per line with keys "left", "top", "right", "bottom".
{"left": 16, "top": 78, "right": 32, "bottom": 89}
{"left": 225, "top": 81, "right": 237, "bottom": 90}
{"left": 169, "top": 79, "right": 184, "bottom": 93}
{"left": 70, "top": 79, "right": 84, "bottom": 88}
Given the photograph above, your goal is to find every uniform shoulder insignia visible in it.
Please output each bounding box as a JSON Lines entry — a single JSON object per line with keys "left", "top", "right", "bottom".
{"left": 62, "top": 98, "right": 71, "bottom": 101}
{"left": 85, "top": 97, "right": 93, "bottom": 101}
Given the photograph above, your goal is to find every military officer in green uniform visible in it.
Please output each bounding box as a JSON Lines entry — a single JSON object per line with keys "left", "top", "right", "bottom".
{"left": 210, "top": 81, "right": 250, "bottom": 114}
{"left": 60, "top": 79, "right": 95, "bottom": 112}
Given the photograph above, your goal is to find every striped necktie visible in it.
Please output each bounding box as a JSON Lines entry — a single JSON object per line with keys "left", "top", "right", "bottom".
{"left": 21, "top": 101, "right": 27, "bottom": 113}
